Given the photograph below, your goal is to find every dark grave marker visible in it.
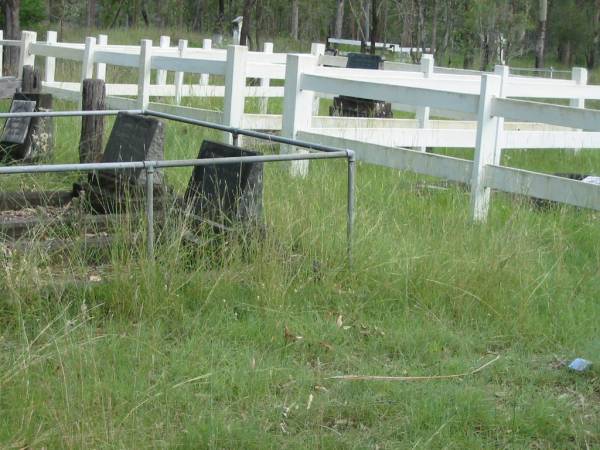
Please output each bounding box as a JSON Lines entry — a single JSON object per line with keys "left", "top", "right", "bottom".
{"left": 96, "top": 113, "right": 165, "bottom": 189}
{"left": 184, "top": 140, "right": 263, "bottom": 228}
{"left": 13, "top": 92, "right": 55, "bottom": 161}
{"left": 330, "top": 53, "right": 392, "bottom": 118}
{"left": 346, "top": 53, "right": 382, "bottom": 70}
{"left": 0, "top": 100, "right": 36, "bottom": 148}
{"left": 89, "top": 113, "right": 165, "bottom": 213}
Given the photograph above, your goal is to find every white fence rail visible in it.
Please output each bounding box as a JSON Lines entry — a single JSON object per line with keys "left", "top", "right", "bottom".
{"left": 1, "top": 30, "right": 600, "bottom": 221}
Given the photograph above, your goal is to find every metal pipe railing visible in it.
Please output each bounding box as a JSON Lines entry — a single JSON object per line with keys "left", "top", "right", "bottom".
{"left": 0, "top": 108, "right": 356, "bottom": 266}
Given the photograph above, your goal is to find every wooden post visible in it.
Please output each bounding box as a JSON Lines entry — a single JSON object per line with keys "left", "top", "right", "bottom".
{"left": 416, "top": 54, "right": 434, "bottom": 152}
{"left": 21, "top": 65, "right": 41, "bottom": 93}
{"left": 259, "top": 42, "right": 273, "bottom": 114}
{"left": 570, "top": 67, "right": 587, "bottom": 153}
{"left": 44, "top": 31, "right": 57, "bottom": 84}
{"left": 223, "top": 45, "right": 248, "bottom": 144}
{"left": 200, "top": 39, "right": 212, "bottom": 86}
{"left": 470, "top": 74, "right": 502, "bottom": 223}
{"left": 137, "top": 39, "right": 153, "bottom": 110}
{"left": 281, "top": 53, "right": 317, "bottom": 177}
{"left": 175, "top": 39, "right": 188, "bottom": 105}
{"left": 96, "top": 34, "right": 108, "bottom": 80}
{"left": 79, "top": 79, "right": 106, "bottom": 163}
{"left": 310, "top": 43, "right": 325, "bottom": 115}
{"left": 156, "top": 35, "right": 170, "bottom": 85}
{"left": 18, "top": 31, "right": 37, "bottom": 78}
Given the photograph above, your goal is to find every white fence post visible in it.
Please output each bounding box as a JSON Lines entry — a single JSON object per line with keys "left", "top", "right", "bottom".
{"left": 570, "top": 67, "right": 587, "bottom": 153}
{"left": 96, "top": 34, "right": 108, "bottom": 80}
{"left": 470, "top": 74, "right": 502, "bottom": 223}
{"left": 0, "top": 30, "right": 3, "bottom": 77}
{"left": 223, "top": 45, "right": 248, "bottom": 144}
{"left": 81, "top": 36, "right": 97, "bottom": 81}
{"left": 493, "top": 65, "right": 509, "bottom": 165}
{"left": 138, "top": 39, "right": 153, "bottom": 110}
{"left": 282, "top": 53, "right": 317, "bottom": 177}
{"left": 156, "top": 35, "right": 170, "bottom": 85}
{"left": 18, "top": 30, "right": 37, "bottom": 78}
{"left": 44, "top": 31, "right": 57, "bottom": 83}
{"left": 416, "top": 54, "right": 434, "bottom": 152}
{"left": 310, "top": 43, "right": 325, "bottom": 115}
{"left": 175, "top": 39, "right": 188, "bottom": 105}
{"left": 200, "top": 38, "right": 212, "bottom": 86}
{"left": 259, "top": 42, "right": 273, "bottom": 114}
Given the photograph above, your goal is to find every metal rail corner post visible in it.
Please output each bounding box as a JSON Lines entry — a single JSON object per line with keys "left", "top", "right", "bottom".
{"left": 347, "top": 150, "right": 356, "bottom": 268}
{"left": 145, "top": 164, "right": 155, "bottom": 260}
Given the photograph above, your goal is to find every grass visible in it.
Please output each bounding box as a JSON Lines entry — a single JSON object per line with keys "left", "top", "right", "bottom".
{"left": 0, "top": 29, "right": 599, "bottom": 448}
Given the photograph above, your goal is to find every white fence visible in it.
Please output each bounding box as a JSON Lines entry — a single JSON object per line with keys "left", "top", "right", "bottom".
{"left": 1, "top": 30, "right": 600, "bottom": 221}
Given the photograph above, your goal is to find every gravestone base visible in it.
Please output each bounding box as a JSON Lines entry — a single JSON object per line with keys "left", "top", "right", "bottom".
{"left": 330, "top": 96, "right": 393, "bottom": 118}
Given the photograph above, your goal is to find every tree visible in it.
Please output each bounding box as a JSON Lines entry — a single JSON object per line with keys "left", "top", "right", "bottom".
{"left": 334, "top": 0, "right": 345, "bottom": 38}
{"left": 535, "top": 0, "right": 548, "bottom": 68}
{"left": 2, "top": 0, "right": 20, "bottom": 76}
{"left": 291, "top": 0, "right": 299, "bottom": 40}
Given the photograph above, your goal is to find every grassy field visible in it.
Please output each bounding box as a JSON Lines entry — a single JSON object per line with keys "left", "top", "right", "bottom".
{"left": 0, "top": 29, "right": 599, "bottom": 449}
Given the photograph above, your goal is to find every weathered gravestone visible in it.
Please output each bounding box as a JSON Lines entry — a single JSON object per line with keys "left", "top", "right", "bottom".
{"left": 13, "top": 92, "right": 55, "bottom": 161}
{"left": 330, "top": 53, "right": 393, "bottom": 118}
{"left": 89, "top": 113, "right": 166, "bottom": 212}
{"left": 184, "top": 140, "right": 263, "bottom": 228}
{"left": 0, "top": 99, "right": 36, "bottom": 160}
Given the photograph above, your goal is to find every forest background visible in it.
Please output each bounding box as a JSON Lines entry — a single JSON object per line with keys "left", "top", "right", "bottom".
{"left": 1, "top": 0, "right": 600, "bottom": 74}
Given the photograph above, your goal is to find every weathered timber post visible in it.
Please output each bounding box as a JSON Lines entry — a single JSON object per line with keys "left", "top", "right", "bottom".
{"left": 79, "top": 79, "right": 106, "bottom": 163}
{"left": 21, "top": 65, "right": 41, "bottom": 93}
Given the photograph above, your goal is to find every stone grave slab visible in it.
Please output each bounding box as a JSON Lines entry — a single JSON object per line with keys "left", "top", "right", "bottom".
{"left": 346, "top": 53, "right": 382, "bottom": 70}
{"left": 184, "top": 140, "right": 263, "bottom": 227}
{"left": 0, "top": 100, "right": 36, "bottom": 160}
{"left": 95, "top": 113, "right": 165, "bottom": 190}
{"left": 330, "top": 53, "right": 391, "bottom": 118}
{"left": 13, "top": 92, "right": 55, "bottom": 161}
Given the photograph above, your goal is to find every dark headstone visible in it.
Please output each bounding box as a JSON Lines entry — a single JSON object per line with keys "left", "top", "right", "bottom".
{"left": 330, "top": 53, "right": 391, "bottom": 118}
{"left": 95, "top": 113, "right": 165, "bottom": 190}
{"left": 184, "top": 140, "right": 263, "bottom": 228}
{"left": 13, "top": 92, "right": 55, "bottom": 161}
{"left": 88, "top": 113, "right": 165, "bottom": 214}
{"left": 346, "top": 53, "right": 382, "bottom": 70}
{"left": 0, "top": 100, "right": 36, "bottom": 149}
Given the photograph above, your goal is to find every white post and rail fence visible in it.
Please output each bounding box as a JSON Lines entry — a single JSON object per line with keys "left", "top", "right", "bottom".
{"left": 0, "top": 30, "right": 599, "bottom": 222}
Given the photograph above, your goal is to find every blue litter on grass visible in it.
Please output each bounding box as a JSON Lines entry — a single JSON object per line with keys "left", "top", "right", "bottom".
{"left": 568, "top": 358, "right": 592, "bottom": 372}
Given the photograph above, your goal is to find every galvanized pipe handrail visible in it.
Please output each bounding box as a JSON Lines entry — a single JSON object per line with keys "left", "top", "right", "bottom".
{"left": 0, "top": 108, "right": 356, "bottom": 267}
{"left": 0, "top": 109, "right": 143, "bottom": 118}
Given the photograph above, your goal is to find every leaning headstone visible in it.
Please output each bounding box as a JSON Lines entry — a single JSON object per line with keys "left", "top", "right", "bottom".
{"left": 89, "top": 113, "right": 165, "bottom": 213}
{"left": 13, "top": 92, "right": 55, "bottom": 161}
{"left": 0, "top": 99, "right": 36, "bottom": 161}
{"left": 184, "top": 140, "right": 263, "bottom": 228}
{"left": 330, "top": 53, "right": 392, "bottom": 118}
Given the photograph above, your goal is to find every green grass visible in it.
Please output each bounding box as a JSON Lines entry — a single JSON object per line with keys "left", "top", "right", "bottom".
{"left": 0, "top": 29, "right": 599, "bottom": 449}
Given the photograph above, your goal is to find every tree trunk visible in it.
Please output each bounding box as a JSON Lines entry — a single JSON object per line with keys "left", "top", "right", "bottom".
{"left": 3, "top": 0, "right": 20, "bottom": 77}
{"left": 291, "top": 0, "right": 299, "bottom": 40}
{"left": 430, "top": 0, "right": 437, "bottom": 56}
{"left": 240, "top": 0, "right": 256, "bottom": 48}
{"left": 214, "top": 0, "right": 225, "bottom": 42}
{"left": 86, "top": 0, "right": 96, "bottom": 28}
{"left": 535, "top": 0, "right": 548, "bottom": 68}
{"left": 370, "top": 0, "right": 379, "bottom": 54}
{"left": 335, "top": 0, "right": 345, "bottom": 38}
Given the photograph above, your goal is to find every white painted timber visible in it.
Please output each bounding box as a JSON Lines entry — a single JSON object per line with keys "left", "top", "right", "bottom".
{"left": 18, "top": 30, "right": 37, "bottom": 77}
{"left": 259, "top": 42, "right": 273, "bottom": 114}
{"left": 96, "top": 34, "right": 108, "bottom": 80}
{"left": 200, "top": 39, "right": 212, "bottom": 85}
{"left": 151, "top": 55, "right": 227, "bottom": 75}
{"left": 29, "top": 42, "right": 84, "bottom": 61}
{"left": 137, "top": 39, "right": 152, "bottom": 110}
{"left": 156, "top": 35, "right": 170, "bottom": 85}
{"left": 484, "top": 165, "right": 600, "bottom": 211}
{"left": 175, "top": 39, "right": 188, "bottom": 105}
{"left": 44, "top": 31, "right": 57, "bottom": 83}
{"left": 223, "top": 45, "right": 248, "bottom": 143}
{"left": 81, "top": 36, "right": 97, "bottom": 81}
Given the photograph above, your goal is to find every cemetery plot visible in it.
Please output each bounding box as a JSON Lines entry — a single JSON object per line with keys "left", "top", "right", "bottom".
{"left": 329, "top": 53, "right": 393, "bottom": 119}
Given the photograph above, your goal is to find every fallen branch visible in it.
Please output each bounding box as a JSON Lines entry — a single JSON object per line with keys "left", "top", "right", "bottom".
{"left": 328, "top": 355, "right": 500, "bottom": 381}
